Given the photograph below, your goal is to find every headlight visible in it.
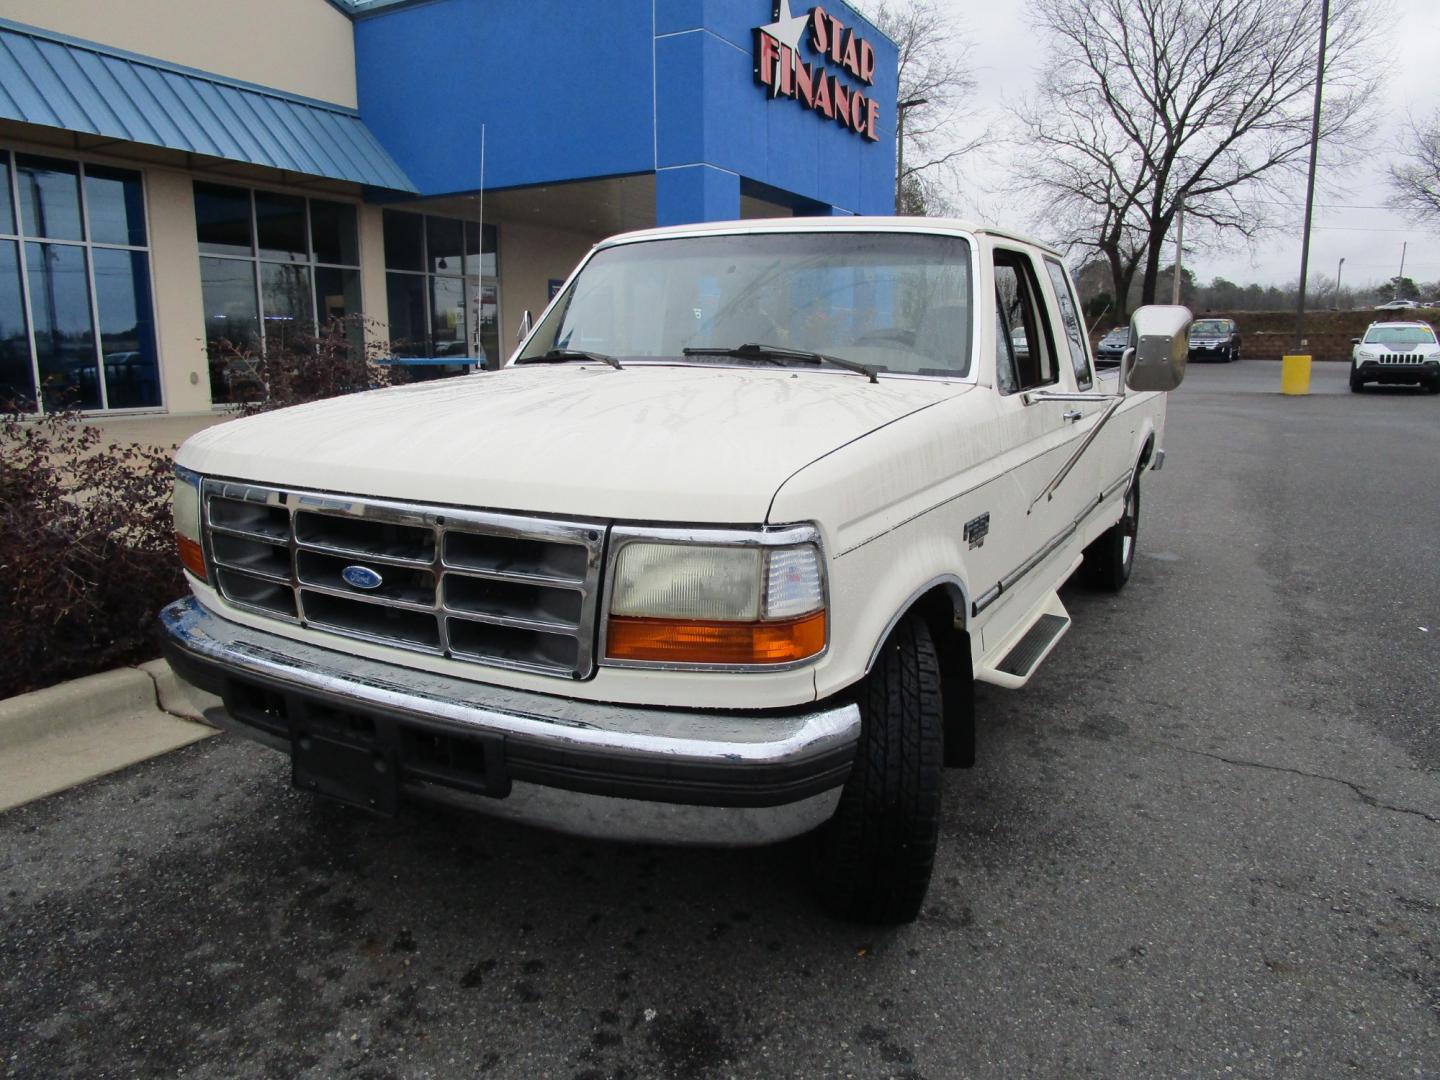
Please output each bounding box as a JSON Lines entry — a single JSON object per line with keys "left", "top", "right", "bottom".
{"left": 173, "top": 466, "right": 206, "bottom": 581}
{"left": 1357, "top": 350, "right": 1377, "bottom": 362}
{"left": 603, "top": 528, "right": 826, "bottom": 667}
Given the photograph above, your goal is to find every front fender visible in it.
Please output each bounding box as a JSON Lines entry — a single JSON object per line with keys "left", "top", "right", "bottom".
{"left": 769, "top": 392, "right": 997, "bottom": 700}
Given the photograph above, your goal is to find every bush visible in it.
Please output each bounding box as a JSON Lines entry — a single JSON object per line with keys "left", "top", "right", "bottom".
{"left": 210, "top": 316, "right": 394, "bottom": 415}
{"left": 0, "top": 408, "right": 181, "bottom": 699}
{"left": 2, "top": 319, "right": 421, "bottom": 698}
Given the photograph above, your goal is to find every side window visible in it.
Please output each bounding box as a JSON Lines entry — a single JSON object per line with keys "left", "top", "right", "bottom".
{"left": 1044, "top": 258, "right": 1094, "bottom": 391}
{"left": 992, "top": 250, "right": 1057, "bottom": 394}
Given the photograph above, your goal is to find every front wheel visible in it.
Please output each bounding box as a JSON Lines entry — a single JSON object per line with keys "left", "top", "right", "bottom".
{"left": 1349, "top": 365, "right": 1365, "bottom": 393}
{"left": 1083, "top": 473, "right": 1139, "bottom": 591}
{"left": 812, "top": 613, "right": 943, "bottom": 925}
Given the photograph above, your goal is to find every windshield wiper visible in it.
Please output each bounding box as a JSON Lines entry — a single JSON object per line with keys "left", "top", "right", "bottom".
{"left": 516, "top": 348, "right": 623, "bottom": 371}
{"left": 681, "top": 342, "right": 878, "bottom": 384}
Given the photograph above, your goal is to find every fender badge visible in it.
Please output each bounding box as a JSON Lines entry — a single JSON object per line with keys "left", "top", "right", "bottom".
{"left": 341, "top": 565, "right": 384, "bottom": 590}
{"left": 963, "top": 513, "right": 990, "bottom": 549}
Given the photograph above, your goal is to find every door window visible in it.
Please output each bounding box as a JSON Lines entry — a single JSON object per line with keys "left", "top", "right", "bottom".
{"left": 1043, "top": 258, "right": 1093, "bottom": 390}
{"left": 992, "top": 249, "right": 1057, "bottom": 393}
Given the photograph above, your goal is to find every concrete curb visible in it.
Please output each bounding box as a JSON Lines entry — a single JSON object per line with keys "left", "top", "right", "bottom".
{"left": 0, "top": 661, "right": 222, "bottom": 812}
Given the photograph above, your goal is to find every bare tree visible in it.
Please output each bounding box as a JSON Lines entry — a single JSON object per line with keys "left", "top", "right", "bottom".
{"left": 857, "top": 0, "right": 986, "bottom": 215}
{"left": 1011, "top": 103, "right": 1154, "bottom": 320}
{"left": 1015, "top": 0, "right": 1380, "bottom": 310}
{"left": 1389, "top": 111, "right": 1440, "bottom": 226}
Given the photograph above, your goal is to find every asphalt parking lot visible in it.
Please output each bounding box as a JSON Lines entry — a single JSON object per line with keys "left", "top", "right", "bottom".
{"left": 2, "top": 359, "right": 1436, "bottom": 1079}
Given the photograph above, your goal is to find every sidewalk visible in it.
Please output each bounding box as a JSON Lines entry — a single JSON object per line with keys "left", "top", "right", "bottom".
{"left": 0, "top": 660, "right": 219, "bottom": 812}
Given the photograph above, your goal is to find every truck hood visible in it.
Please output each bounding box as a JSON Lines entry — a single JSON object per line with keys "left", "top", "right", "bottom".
{"left": 178, "top": 364, "right": 971, "bottom": 523}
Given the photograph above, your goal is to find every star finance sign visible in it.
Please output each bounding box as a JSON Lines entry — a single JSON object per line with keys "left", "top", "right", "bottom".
{"left": 753, "top": 1, "right": 881, "bottom": 142}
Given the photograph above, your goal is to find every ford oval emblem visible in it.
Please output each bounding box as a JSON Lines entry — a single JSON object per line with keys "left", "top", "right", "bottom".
{"left": 341, "top": 564, "right": 384, "bottom": 590}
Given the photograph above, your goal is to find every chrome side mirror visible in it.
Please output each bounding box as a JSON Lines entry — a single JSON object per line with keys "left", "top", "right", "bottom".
{"left": 1125, "top": 304, "right": 1191, "bottom": 392}
{"left": 516, "top": 309, "right": 533, "bottom": 343}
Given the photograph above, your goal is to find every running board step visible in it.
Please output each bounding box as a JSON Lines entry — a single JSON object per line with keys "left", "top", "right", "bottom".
{"left": 996, "top": 613, "right": 1070, "bottom": 677}
{"left": 976, "top": 590, "right": 1072, "bottom": 689}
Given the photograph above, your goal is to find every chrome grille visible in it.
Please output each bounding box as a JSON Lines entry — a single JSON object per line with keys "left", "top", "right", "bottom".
{"left": 1377, "top": 353, "right": 1424, "bottom": 364}
{"left": 201, "top": 480, "right": 605, "bottom": 679}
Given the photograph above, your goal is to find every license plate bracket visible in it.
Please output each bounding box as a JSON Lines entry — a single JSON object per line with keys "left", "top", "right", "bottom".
{"left": 291, "top": 706, "right": 398, "bottom": 816}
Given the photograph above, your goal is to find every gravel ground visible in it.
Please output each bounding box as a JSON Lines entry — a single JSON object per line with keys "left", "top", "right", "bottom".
{"left": 2, "top": 359, "right": 1436, "bottom": 1079}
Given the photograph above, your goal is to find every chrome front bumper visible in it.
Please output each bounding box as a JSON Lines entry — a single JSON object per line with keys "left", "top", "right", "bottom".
{"left": 160, "top": 598, "right": 858, "bottom": 845}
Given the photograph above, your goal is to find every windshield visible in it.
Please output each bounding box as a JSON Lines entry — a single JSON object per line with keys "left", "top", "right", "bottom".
{"left": 518, "top": 232, "right": 975, "bottom": 377}
{"left": 1190, "top": 320, "right": 1229, "bottom": 336}
{"left": 1102, "top": 328, "right": 1127, "bottom": 341}
{"left": 1365, "top": 325, "right": 1437, "bottom": 346}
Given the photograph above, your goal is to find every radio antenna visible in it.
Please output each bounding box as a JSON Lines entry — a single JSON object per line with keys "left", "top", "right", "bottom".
{"left": 475, "top": 123, "right": 486, "bottom": 368}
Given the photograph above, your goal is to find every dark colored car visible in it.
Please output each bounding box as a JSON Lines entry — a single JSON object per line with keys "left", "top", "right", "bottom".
{"left": 1094, "top": 326, "right": 1129, "bottom": 367}
{"left": 1187, "top": 318, "right": 1242, "bottom": 362}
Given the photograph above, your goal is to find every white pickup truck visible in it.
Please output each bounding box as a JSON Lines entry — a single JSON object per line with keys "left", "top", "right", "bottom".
{"left": 162, "top": 218, "right": 1189, "bottom": 923}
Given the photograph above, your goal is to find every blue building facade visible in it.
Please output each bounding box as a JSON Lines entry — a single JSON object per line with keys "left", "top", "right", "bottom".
{"left": 355, "top": 0, "right": 899, "bottom": 224}
{"left": 0, "top": 0, "right": 897, "bottom": 415}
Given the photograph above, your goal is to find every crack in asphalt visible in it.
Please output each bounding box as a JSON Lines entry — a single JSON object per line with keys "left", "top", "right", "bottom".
{"left": 1162, "top": 744, "right": 1439, "bottom": 825}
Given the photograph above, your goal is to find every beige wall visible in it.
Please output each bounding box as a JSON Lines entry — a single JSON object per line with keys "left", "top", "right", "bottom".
{"left": 496, "top": 222, "right": 602, "bottom": 360}
{"left": 146, "top": 167, "right": 212, "bottom": 413}
{"left": 5, "top": 0, "right": 357, "bottom": 107}
{"left": 357, "top": 204, "right": 390, "bottom": 354}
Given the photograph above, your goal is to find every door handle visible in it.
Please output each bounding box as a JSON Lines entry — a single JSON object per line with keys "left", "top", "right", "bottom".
{"left": 1062, "top": 410, "right": 1083, "bottom": 422}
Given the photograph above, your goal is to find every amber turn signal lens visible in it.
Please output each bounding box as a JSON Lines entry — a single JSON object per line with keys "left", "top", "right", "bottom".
{"left": 176, "top": 533, "right": 207, "bottom": 581}
{"left": 605, "top": 610, "right": 826, "bottom": 665}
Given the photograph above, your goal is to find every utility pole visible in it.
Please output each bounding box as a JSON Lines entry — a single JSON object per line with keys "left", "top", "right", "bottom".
{"left": 894, "top": 97, "right": 928, "bottom": 214}
{"left": 1335, "top": 256, "right": 1345, "bottom": 309}
{"left": 1171, "top": 197, "right": 1185, "bottom": 305}
{"left": 1398, "top": 240, "right": 1408, "bottom": 286}
{"left": 1293, "top": 0, "right": 1329, "bottom": 351}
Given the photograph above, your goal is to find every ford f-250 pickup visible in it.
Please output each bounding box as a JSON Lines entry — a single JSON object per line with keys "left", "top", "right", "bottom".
{"left": 161, "top": 218, "right": 1190, "bottom": 923}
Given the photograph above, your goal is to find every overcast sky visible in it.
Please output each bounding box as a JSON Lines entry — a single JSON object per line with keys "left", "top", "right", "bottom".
{"left": 939, "top": 0, "right": 1440, "bottom": 290}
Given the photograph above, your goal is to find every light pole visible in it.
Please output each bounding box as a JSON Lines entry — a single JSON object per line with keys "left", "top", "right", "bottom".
{"left": 895, "top": 97, "right": 928, "bottom": 214}
{"left": 1293, "top": 0, "right": 1329, "bottom": 350}
{"left": 1334, "top": 256, "right": 1345, "bottom": 309}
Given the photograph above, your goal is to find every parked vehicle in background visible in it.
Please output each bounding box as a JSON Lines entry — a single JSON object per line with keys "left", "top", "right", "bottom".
{"left": 1375, "top": 299, "right": 1417, "bottom": 312}
{"left": 1095, "top": 326, "right": 1129, "bottom": 367}
{"left": 1187, "top": 318, "right": 1241, "bottom": 362}
{"left": 1350, "top": 322, "right": 1440, "bottom": 393}
{"left": 161, "top": 218, "right": 1190, "bottom": 924}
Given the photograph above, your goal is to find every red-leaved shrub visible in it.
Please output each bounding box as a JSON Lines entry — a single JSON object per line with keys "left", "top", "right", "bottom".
{"left": 0, "top": 408, "right": 181, "bottom": 698}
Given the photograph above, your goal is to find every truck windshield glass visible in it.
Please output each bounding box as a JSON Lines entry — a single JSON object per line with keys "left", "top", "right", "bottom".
{"left": 1190, "top": 320, "right": 1229, "bottom": 336}
{"left": 1365, "top": 326, "right": 1436, "bottom": 346}
{"left": 518, "top": 232, "right": 974, "bottom": 377}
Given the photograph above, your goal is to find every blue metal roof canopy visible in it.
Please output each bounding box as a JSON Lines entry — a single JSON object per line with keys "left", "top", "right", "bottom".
{"left": 0, "top": 19, "right": 416, "bottom": 193}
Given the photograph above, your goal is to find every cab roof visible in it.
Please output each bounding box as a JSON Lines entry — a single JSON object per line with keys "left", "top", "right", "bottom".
{"left": 600, "top": 216, "right": 1062, "bottom": 258}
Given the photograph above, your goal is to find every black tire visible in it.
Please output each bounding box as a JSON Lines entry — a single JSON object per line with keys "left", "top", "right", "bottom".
{"left": 1349, "top": 365, "right": 1364, "bottom": 393}
{"left": 812, "top": 613, "right": 943, "bottom": 925}
{"left": 1084, "top": 473, "right": 1139, "bottom": 591}
{"left": 1427, "top": 379, "right": 1440, "bottom": 395}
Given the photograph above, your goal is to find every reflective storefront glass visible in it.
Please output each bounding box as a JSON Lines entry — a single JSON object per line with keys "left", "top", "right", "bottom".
{"left": 0, "top": 239, "right": 32, "bottom": 407}
{"left": 93, "top": 247, "right": 160, "bottom": 409}
{"left": 383, "top": 209, "right": 499, "bottom": 367}
{"left": 194, "top": 183, "right": 362, "bottom": 403}
{"left": 28, "top": 242, "right": 98, "bottom": 411}
{"left": 0, "top": 150, "right": 159, "bottom": 412}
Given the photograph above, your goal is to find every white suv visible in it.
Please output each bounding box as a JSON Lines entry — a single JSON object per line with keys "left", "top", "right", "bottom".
{"left": 1350, "top": 322, "right": 1440, "bottom": 394}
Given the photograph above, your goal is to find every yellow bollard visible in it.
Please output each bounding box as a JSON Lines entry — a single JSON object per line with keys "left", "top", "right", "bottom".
{"left": 1281, "top": 354, "right": 1312, "bottom": 395}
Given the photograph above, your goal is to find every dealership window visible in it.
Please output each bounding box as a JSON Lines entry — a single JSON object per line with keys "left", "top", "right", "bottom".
{"left": 194, "top": 182, "right": 362, "bottom": 404}
{"left": 0, "top": 151, "right": 160, "bottom": 412}
{"left": 382, "top": 209, "right": 499, "bottom": 367}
